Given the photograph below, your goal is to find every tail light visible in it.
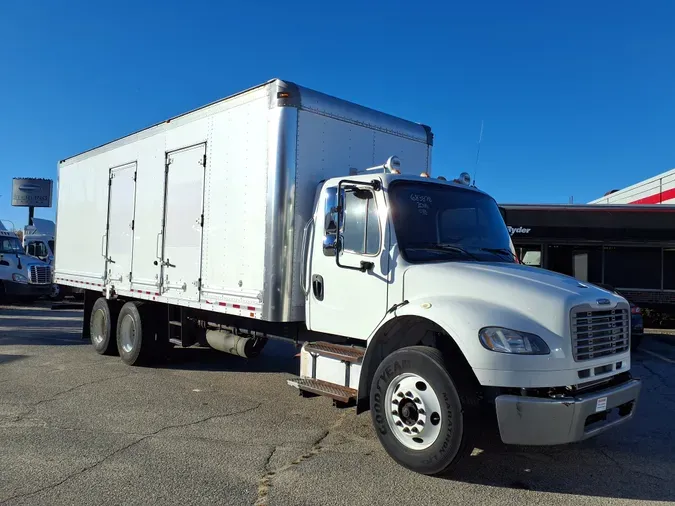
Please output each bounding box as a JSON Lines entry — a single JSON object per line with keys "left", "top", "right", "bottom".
{"left": 631, "top": 306, "right": 641, "bottom": 314}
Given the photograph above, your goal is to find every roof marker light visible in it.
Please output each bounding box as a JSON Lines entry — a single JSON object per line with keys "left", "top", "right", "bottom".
{"left": 384, "top": 155, "right": 401, "bottom": 173}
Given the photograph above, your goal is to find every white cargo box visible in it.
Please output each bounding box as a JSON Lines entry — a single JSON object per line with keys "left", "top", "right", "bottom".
{"left": 55, "top": 79, "right": 433, "bottom": 322}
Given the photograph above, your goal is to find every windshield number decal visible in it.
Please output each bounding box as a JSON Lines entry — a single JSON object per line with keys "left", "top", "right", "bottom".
{"left": 410, "top": 193, "right": 432, "bottom": 215}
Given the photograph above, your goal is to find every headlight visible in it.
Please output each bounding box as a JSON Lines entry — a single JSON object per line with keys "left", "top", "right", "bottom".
{"left": 479, "top": 327, "right": 550, "bottom": 355}
{"left": 12, "top": 273, "right": 28, "bottom": 284}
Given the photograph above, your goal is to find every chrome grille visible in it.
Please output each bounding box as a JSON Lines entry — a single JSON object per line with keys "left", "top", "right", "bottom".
{"left": 29, "top": 265, "right": 51, "bottom": 285}
{"left": 571, "top": 306, "right": 629, "bottom": 361}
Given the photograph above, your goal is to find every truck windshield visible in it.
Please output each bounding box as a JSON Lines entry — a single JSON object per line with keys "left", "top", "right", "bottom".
{"left": 388, "top": 181, "right": 515, "bottom": 263}
{"left": 0, "top": 236, "right": 24, "bottom": 254}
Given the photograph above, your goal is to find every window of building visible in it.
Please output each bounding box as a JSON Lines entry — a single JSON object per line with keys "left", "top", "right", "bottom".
{"left": 604, "top": 246, "right": 661, "bottom": 289}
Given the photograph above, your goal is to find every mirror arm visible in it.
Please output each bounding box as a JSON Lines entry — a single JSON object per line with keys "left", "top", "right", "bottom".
{"left": 334, "top": 179, "right": 378, "bottom": 273}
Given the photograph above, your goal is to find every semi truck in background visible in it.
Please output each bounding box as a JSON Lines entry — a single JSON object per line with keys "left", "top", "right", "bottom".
{"left": 22, "top": 218, "right": 83, "bottom": 300}
{"left": 0, "top": 227, "right": 52, "bottom": 302}
{"left": 54, "top": 79, "right": 641, "bottom": 475}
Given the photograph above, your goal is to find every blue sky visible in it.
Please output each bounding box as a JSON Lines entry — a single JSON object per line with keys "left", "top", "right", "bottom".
{"left": 1, "top": 0, "right": 674, "bottom": 228}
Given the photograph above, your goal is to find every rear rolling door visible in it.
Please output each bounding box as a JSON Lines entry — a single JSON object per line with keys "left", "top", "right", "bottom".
{"left": 105, "top": 163, "right": 138, "bottom": 291}
{"left": 160, "top": 144, "right": 207, "bottom": 301}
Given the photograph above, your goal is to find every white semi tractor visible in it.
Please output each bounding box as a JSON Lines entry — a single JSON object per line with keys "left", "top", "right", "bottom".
{"left": 23, "top": 218, "right": 83, "bottom": 300}
{"left": 54, "top": 79, "right": 641, "bottom": 475}
{"left": 0, "top": 229, "right": 52, "bottom": 301}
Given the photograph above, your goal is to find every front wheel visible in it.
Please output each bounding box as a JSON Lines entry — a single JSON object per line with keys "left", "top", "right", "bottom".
{"left": 370, "top": 346, "right": 478, "bottom": 476}
{"left": 49, "top": 284, "right": 64, "bottom": 301}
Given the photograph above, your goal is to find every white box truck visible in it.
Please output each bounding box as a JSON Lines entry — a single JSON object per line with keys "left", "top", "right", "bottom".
{"left": 55, "top": 79, "right": 641, "bottom": 475}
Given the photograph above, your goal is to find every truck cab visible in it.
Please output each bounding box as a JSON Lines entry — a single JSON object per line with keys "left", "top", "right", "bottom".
{"left": 0, "top": 230, "right": 52, "bottom": 301}
{"left": 297, "top": 158, "right": 640, "bottom": 473}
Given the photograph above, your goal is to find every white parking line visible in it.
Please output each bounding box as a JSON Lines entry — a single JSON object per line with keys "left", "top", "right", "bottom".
{"left": 641, "top": 348, "right": 675, "bottom": 364}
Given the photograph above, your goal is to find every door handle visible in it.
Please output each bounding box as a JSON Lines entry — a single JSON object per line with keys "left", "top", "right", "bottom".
{"left": 312, "top": 274, "right": 324, "bottom": 301}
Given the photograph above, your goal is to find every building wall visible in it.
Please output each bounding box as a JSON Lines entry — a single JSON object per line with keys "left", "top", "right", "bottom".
{"left": 589, "top": 168, "right": 675, "bottom": 204}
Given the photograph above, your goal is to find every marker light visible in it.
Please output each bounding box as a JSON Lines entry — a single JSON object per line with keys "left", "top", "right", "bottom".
{"left": 420, "top": 172, "right": 430, "bottom": 178}
{"left": 437, "top": 176, "right": 447, "bottom": 181}
{"left": 384, "top": 155, "right": 401, "bottom": 173}
{"left": 458, "top": 172, "right": 471, "bottom": 185}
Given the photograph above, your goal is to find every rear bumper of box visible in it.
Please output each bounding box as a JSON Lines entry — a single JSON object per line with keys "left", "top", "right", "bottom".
{"left": 495, "top": 378, "right": 641, "bottom": 445}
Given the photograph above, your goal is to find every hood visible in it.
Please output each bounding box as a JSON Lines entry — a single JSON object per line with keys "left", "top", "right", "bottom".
{"left": 402, "top": 261, "right": 625, "bottom": 336}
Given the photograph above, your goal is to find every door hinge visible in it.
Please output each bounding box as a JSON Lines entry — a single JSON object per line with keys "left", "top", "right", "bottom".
{"left": 199, "top": 154, "right": 207, "bottom": 167}
{"left": 131, "top": 219, "right": 135, "bottom": 230}
{"left": 199, "top": 214, "right": 204, "bottom": 227}
{"left": 166, "top": 157, "right": 173, "bottom": 167}
{"left": 133, "top": 171, "right": 137, "bottom": 182}
{"left": 195, "top": 278, "right": 202, "bottom": 290}
{"left": 108, "top": 176, "right": 113, "bottom": 186}
{"left": 128, "top": 272, "right": 132, "bottom": 281}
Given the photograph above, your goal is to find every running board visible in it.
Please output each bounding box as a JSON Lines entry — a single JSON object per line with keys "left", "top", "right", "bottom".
{"left": 288, "top": 341, "right": 365, "bottom": 407}
{"left": 287, "top": 378, "right": 357, "bottom": 405}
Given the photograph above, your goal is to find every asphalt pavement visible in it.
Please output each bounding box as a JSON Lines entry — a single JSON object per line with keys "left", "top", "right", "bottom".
{"left": 0, "top": 302, "right": 673, "bottom": 505}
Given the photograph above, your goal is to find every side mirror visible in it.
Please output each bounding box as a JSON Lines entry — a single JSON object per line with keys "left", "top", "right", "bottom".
{"left": 322, "top": 187, "right": 344, "bottom": 256}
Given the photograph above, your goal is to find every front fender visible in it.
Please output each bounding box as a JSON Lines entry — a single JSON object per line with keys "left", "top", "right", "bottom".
{"left": 356, "top": 295, "right": 569, "bottom": 413}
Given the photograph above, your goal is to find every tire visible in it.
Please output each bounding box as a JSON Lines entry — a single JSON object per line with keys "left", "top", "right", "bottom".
{"left": 370, "top": 346, "right": 478, "bottom": 476}
{"left": 49, "top": 284, "right": 64, "bottom": 301}
{"left": 116, "top": 301, "right": 155, "bottom": 366}
{"left": 90, "top": 297, "right": 118, "bottom": 355}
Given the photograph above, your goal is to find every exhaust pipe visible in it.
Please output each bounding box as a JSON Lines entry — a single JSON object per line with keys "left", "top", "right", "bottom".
{"left": 205, "top": 329, "right": 266, "bottom": 358}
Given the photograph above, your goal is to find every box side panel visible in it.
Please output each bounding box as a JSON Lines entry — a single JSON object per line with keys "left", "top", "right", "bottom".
{"left": 54, "top": 159, "right": 109, "bottom": 285}
{"left": 201, "top": 94, "right": 269, "bottom": 303}
{"left": 55, "top": 85, "right": 270, "bottom": 315}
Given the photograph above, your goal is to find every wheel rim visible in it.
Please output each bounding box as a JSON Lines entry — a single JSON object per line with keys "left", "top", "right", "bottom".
{"left": 385, "top": 373, "right": 443, "bottom": 451}
{"left": 50, "top": 284, "right": 60, "bottom": 298}
{"left": 91, "top": 308, "right": 107, "bottom": 346}
{"left": 119, "top": 313, "right": 137, "bottom": 354}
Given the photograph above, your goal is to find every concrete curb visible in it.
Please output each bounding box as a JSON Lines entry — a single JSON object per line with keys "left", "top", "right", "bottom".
{"left": 643, "top": 330, "right": 675, "bottom": 347}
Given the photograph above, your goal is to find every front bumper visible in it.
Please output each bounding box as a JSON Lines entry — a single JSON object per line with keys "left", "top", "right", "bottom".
{"left": 495, "top": 378, "right": 641, "bottom": 445}
{"left": 3, "top": 281, "right": 51, "bottom": 297}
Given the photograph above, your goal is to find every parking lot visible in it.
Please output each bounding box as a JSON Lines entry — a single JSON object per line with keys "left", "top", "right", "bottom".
{"left": 0, "top": 302, "right": 673, "bottom": 506}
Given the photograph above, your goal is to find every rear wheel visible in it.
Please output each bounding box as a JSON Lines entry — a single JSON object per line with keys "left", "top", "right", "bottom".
{"left": 116, "top": 301, "right": 155, "bottom": 366}
{"left": 90, "top": 297, "right": 118, "bottom": 355}
{"left": 370, "top": 346, "right": 478, "bottom": 476}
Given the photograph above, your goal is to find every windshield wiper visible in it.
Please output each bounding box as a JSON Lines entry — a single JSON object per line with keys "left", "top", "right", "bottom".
{"left": 479, "top": 247, "right": 517, "bottom": 260}
{"left": 406, "top": 242, "right": 479, "bottom": 260}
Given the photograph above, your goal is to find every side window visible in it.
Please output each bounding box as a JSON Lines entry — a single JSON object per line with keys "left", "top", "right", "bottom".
{"left": 342, "top": 190, "right": 381, "bottom": 255}
{"left": 27, "top": 243, "right": 36, "bottom": 256}
{"left": 36, "top": 242, "right": 48, "bottom": 257}
{"left": 48, "top": 240, "right": 55, "bottom": 254}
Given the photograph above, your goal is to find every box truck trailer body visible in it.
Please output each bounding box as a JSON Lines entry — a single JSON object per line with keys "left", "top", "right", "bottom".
{"left": 55, "top": 80, "right": 431, "bottom": 321}
{"left": 55, "top": 79, "right": 640, "bottom": 476}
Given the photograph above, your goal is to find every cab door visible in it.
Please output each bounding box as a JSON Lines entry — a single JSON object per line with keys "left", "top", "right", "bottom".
{"left": 306, "top": 181, "right": 390, "bottom": 340}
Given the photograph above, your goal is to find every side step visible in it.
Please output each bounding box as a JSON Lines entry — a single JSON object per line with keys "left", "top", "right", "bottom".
{"left": 303, "top": 342, "right": 364, "bottom": 363}
{"left": 287, "top": 378, "right": 357, "bottom": 404}
{"left": 287, "top": 341, "right": 365, "bottom": 408}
